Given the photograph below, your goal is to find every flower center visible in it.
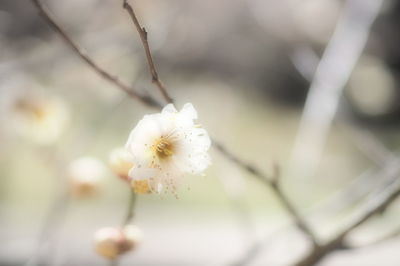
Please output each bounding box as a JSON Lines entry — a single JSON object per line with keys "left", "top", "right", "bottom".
{"left": 154, "top": 137, "right": 174, "bottom": 159}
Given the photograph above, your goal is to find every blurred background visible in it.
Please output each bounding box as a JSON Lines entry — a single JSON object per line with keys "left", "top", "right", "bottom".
{"left": 1, "top": 0, "right": 400, "bottom": 265}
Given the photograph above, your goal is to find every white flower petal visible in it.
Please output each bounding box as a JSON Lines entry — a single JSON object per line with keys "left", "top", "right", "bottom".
{"left": 180, "top": 103, "right": 197, "bottom": 120}
{"left": 129, "top": 166, "right": 158, "bottom": 181}
{"left": 162, "top": 104, "right": 178, "bottom": 114}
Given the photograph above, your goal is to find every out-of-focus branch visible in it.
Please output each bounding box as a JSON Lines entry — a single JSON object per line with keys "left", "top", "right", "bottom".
{"left": 345, "top": 226, "right": 400, "bottom": 249}
{"left": 344, "top": 126, "right": 395, "bottom": 167}
{"left": 338, "top": 180, "right": 400, "bottom": 238}
{"left": 24, "top": 148, "right": 70, "bottom": 266}
{"left": 289, "top": 0, "right": 385, "bottom": 178}
{"left": 291, "top": 141, "right": 400, "bottom": 266}
{"left": 308, "top": 130, "right": 399, "bottom": 221}
{"left": 110, "top": 190, "right": 137, "bottom": 266}
{"left": 272, "top": 180, "right": 319, "bottom": 246}
{"left": 234, "top": 150, "right": 400, "bottom": 266}
{"left": 30, "top": 0, "right": 162, "bottom": 109}
{"left": 293, "top": 177, "right": 400, "bottom": 266}
{"left": 214, "top": 143, "right": 318, "bottom": 246}
{"left": 122, "top": 0, "right": 173, "bottom": 104}
{"left": 121, "top": 190, "right": 137, "bottom": 227}
{"left": 30, "top": 0, "right": 318, "bottom": 246}
{"left": 233, "top": 148, "right": 400, "bottom": 266}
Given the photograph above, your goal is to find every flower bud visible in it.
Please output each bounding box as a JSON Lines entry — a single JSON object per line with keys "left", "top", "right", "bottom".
{"left": 94, "top": 227, "right": 120, "bottom": 259}
{"left": 109, "top": 148, "right": 134, "bottom": 182}
{"left": 12, "top": 95, "right": 69, "bottom": 145}
{"left": 68, "top": 157, "right": 105, "bottom": 197}
{"left": 94, "top": 225, "right": 142, "bottom": 259}
{"left": 131, "top": 180, "right": 152, "bottom": 194}
{"left": 120, "top": 225, "right": 143, "bottom": 252}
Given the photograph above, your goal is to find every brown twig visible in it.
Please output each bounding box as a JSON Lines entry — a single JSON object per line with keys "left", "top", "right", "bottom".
{"left": 30, "top": 0, "right": 162, "bottom": 109}
{"left": 122, "top": 0, "right": 173, "bottom": 104}
{"left": 230, "top": 127, "right": 400, "bottom": 266}
{"left": 214, "top": 141, "right": 318, "bottom": 246}
{"left": 30, "top": 0, "right": 318, "bottom": 252}
{"left": 293, "top": 177, "right": 400, "bottom": 266}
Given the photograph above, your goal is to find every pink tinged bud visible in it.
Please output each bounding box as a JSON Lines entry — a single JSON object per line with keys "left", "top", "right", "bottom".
{"left": 94, "top": 225, "right": 142, "bottom": 259}
{"left": 67, "top": 157, "right": 105, "bottom": 198}
{"left": 131, "top": 180, "right": 152, "bottom": 194}
{"left": 109, "top": 148, "right": 134, "bottom": 182}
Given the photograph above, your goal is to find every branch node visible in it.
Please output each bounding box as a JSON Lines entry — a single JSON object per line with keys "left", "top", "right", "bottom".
{"left": 142, "top": 27, "right": 148, "bottom": 38}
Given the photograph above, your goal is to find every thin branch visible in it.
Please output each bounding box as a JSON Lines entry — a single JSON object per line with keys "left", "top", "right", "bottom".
{"left": 23, "top": 146, "right": 70, "bottom": 266}
{"left": 30, "top": 0, "right": 317, "bottom": 247}
{"left": 308, "top": 155, "right": 400, "bottom": 223}
{"left": 122, "top": 0, "right": 173, "bottom": 104}
{"left": 293, "top": 177, "right": 400, "bottom": 266}
{"left": 233, "top": 153, "right": 400, "bottom": 266}
{"left": 344, "top": 126, "right": 395, "bottom": 167}
{"left": 25, "top": 190, "right": 69, "bottom": 266}
{"left": 338, "top": 180, "right": 400, "bottom": 238}
{"left": 30, "top": 0, "right": 162, "bottom": 109}
{"left": 288, "top": 0, "right": 384, "bottom": 178}
{"left": 121, "top": 189, "right": 137, "bottom": 227}
{"left": 214, "top": 141, "right": 319, "bottom": 246}
{"left": 110, "top": 189, "right": 137, "bottom": 266}
{"left": 345, "top": 226, "right": 400, "bottom": 249}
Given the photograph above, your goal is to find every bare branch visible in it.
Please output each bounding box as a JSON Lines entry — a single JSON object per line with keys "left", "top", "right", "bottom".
{"left": 122, "top": 0, "right": 174, "bottom": 104}
{"left": 345, "top": 126, "right": 395, "bottom": 167}
{"left": 288, "top": 0, "right": 384, "bottom": 178}
{"left": 275, "top": 184, "right": 319, "bottom": 246}
{"left": 345, "top": 226, "right": 400, "bottom": 249}
{"left": 338, "top": 181, "right": 400, "bottom": 238}
{"left": 30, "top": 0, "right": 162, "bottom": 109}
{"left": 293, "top": 177, "right": 400, "bottom": 266}
{"left": 214, "top": 142, "right": 318, "bottom": 246}
{"left": 309, "top": 155, "right": 400, "bottom": 223}
{"left": 121, "top": 189, "right": 137, "bottom": 227}
{"left": 109, "top": 190, "right": 137, "bottom": 266}
{"left": 23, "top": 147, "right": 70, "bottom": 266}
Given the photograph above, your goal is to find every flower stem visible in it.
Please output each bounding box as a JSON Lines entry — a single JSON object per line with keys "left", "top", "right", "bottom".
{"left": 110, "top": 189, "right": 137, "bottom": 266}
{"left": 121, "top": 189, "right": 137, "bottom": 227}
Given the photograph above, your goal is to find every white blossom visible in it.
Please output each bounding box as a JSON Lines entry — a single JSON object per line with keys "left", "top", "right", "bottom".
{"left": 10, "top": 92, "right": 69, "bottom": 145}
{"left": 109, "top": 148, "right": 135, "bottom": 182}
{"left": 125, "top": 103, "right": 211, "bottom": 193}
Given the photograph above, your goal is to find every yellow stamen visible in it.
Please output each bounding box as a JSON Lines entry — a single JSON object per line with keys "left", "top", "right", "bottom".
{"left": 154, "top": 137, "right": 174, "bottom": 159}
